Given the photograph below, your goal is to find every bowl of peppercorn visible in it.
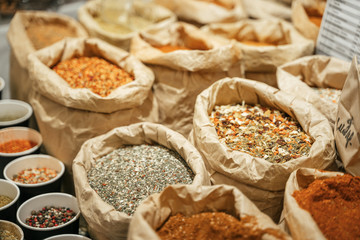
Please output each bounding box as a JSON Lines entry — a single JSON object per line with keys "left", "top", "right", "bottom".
{"left": 0, "top": 100, "right": 33, "bottom": 129}
{"left": 3, "top": 154, "right": 65, "bottom": 204}
{"left": 0, "top": 219, "right": 24, "bottom": 240}
{"left": 16, "top": 192, "right": 80, "bottom": 240}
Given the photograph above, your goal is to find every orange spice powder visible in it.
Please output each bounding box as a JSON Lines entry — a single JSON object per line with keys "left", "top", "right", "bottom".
{"left": 241, "top": 41, "right": 276, "bottom": 47}
{"left": 155, "top": 45, "right": 192, "bottom": 53}
{"left": 0, "top": 139, "right": 37, "bottom": 153}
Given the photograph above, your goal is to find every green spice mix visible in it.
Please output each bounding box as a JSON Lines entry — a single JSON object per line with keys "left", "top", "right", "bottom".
{"left": 209, "top": 102, "right": 314, "bottom": 163}
{"left": 0, "top": 229, "right": 18, "bottom": 240}
{"left": 0, "top": 195, "right": 13, "bottom": 208}
{"left": 311, "top": 87, "right": 342, "bottom": 104}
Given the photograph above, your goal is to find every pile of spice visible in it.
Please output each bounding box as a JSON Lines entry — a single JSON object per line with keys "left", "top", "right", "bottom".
{"left": 209, "top": 102, "right": 313, "bottom": 163}
{"left": 87, "top": 144, "right": 194, "bottom": 216}
{"left": 52, "top": 56, "right": 134, "bottom": 97}
{"left": 241, "top": 41, "right": 277, "bottom": 47}
{"left": 305, "top": 7, "right": 323, "bottom": 27}
{"left": 0, "top": 195, "right": 13, "bottom": 208}
{"left": 157, "top": 212, "right": 285, "bottom": 240}
{"left": 0, "top": 139, "right": 37, "bottom": 153}
{"left": 293, "top": 174, "right": 360, "bottom": 240}
{"left": 12, "top": 167, "right": 58, "bottom": 184}
{"left": 311, "top": 87, "right": 342, "bottom": 104}
{"left": 0, "top": 229, "right": 18, "bottom": 240}
{"left": 155, "top": 45, "right": 192, "bottom": 53}
{"left": 25, "top": 206, "right": 76, "bottom": 228}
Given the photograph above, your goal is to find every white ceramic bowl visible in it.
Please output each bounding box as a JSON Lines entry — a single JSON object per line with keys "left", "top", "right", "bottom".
{"left": 0, "top": 219, "right": 24, "bottom": 240}
{"left": 16, "top": 193, "right": 81, "bottom": 240}
{"left": 0, "top": 99, "right": 33, "bottom": 128}
{"left": 0, "top": 179, "right": 20, "bottom": 222}
{"left": 44, "top": 234, "right": 92, "bottom": 240}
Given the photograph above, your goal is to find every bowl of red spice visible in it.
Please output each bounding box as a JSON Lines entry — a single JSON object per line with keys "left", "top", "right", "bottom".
{"left": 16, "top": 192, "right": 80, "bottom": 240}
{"left": 0, "top": 219, "right": 24, "bottom": 240}
{"left": 3, "top": 154, "right": 65, "bottom": 204}
{"left": 0, "top": 127, "right": 42, "bottom": 179}
{"left": 0, "top": 179, "right": 20, "bottom": 223}
{"left": 0, "top": 100, "right": 33, "bottom": 129}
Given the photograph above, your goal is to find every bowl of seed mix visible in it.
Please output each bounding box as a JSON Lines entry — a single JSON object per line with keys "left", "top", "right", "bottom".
{"left": 0, "top": 179, "right": 20, "bottom": 223}
{"left": 4, "top": 154, "right": 65, "bottom": 204}
{"left": 0, "top": 220, "right": 24, "bottom": 240}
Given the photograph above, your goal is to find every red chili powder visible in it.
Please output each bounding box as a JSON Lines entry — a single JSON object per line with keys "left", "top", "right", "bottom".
{"left": 0, "top": 139, "right": 37, "bottom": 153}
{"left": 293, "top": 174, "right": 360, "bottom": 240}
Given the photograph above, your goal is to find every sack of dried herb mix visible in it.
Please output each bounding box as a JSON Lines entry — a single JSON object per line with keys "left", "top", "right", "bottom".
{"left": 130, "top": 21, "right": 244, "bottom": 138}
{"left": 7, "top": 10, "right": 88, "bottom": 102}
{"left": 72, "top": 122, "right": 210, "bottom": 240}
{"left": 78, "top": 0, "right": 176, "bottom": 51}
{"left": 201, "top": 18, "right": 314, "bottom": 88}
{"left": 28, "top": 37, "right": 159, "bottom": 194}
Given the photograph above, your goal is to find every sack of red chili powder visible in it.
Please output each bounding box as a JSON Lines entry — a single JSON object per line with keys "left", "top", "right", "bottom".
{"left": 130, "top": 21, "right": 244, "bottom": 138}
{"left": 190, "top": 77, "right": 336, "bottom": 221}
{"left": 201, "top": 18, "right": 314, "bottom": 87}
{"left": 72, "top": 122, "right": 210, "bottom": 240}
{"left": 277, "top": 55, "right": 350, "bottom": 127}
{"left": 7, "top": 10, "right": 88, "bottom": 102}
{"left": 242, "top": 0, "right": 292, "bottom": 20}
{"left": 78, "top": 0, "right": 176, "bottom": 51}
{"left": 128, "top": 184, "right": 290, "bottom": 240}
{"left": 27, "top": 37, "right": 159, "bottom": 194}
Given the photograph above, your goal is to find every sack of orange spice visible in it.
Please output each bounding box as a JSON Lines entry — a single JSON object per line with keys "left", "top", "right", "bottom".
{"left": 7, "top": 10, "right": 88, "bottom": 102}
{"left": 130, "top": 21, "right": 244, "bottom": 138}
{"left": 27, "top": 37, "right": 159, "bottom": 194}
{"left": 201, "top": 18, "right": 314, "bottom": 88}
{"left": 189, "top": 77, "right": 336, "bottom": 222}
{"left": 242, "top": 0, "right": 292, "bottom": 21}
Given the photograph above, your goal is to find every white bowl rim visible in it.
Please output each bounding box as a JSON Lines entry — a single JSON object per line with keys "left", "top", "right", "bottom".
{"left": 44, "top": 234, "right": 92, "bottom": 240}
{"left": 0, "top": 219, "right": 24, "bottom": 238}
{"left": 0, "top": 77, "right": 4, "bottom": 92}
{"left": 0, "top": 99, "right": 33, "bottom": 126}
{"left": 16, "top": 192, "right": 80, "bottom": 232}
{"left": 0, "top": 127, "right": 42, "bottom": 157}
{"left": 3, "top": 154, "right": 65, "bottom": 188}
{"left": 0, "top": 179, "right": 20, "bottom": 211}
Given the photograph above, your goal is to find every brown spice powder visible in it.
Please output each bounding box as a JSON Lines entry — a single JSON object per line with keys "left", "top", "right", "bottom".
{"left": 293, "top": 174, "right": 360, "bottom": 240}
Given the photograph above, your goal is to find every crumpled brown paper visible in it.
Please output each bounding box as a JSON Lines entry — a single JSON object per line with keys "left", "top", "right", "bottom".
{"left": 7, "top": 10, "right": 88, "bottom": 102}
{"left": 242, "top": 0, "right": 292, "bottom": 20}
{"left": 78, "top": 0, "right": 176, "bottom": 51}
{"left": 72, "top": 122, "right": 211, "bottom": 240}
{"left": 130, "top": 21, "right": 244, "bottom": 137}
{"left": 128, "top": 184, "right": 291, "bottom": 240}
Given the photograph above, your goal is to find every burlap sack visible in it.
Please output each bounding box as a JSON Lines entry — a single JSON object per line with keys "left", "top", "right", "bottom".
{"left": 334, "top": 57, "right": 360, "bottom": 176}
{"left": 72, "top": 122, "right": 210, "bottom": 240}
{"left": 7, "top": 10, "right": 88, "bottom": 102}
{"left": 281, "top": 168, "right": 344, "bottom": 240}
{"left": 154, "top": 0, "right": 247, "bottom": 26}
{"left": 78, "top": 0, "right": 176, "bottom": 51}
{"left": 189, "top": 77, "right": 336, "bottom": 220}
{"left": 128, "top": 184, "right": 290, "bottom": 240}
{"left": 28, "top": 37, "right": 159, "bottom": 193}
{"left": 242, "top": 0, "right": 292, "bottom": 20}
{"left": 201, "top": 18, "right": 314, "bottom": 87}
{"left": 277, "top": 55, "right": 350, "bottom": 127}
{"left": 130, "top": 21, "right": 244, "bottom": 137}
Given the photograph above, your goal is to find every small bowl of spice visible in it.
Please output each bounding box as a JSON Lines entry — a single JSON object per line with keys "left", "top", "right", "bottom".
{"left": 44, "top": 234, "right": 92, "bottom": 240}
{"left": 0, "top": 220, "right": 24, "bottom": 240}
{"left": 0, "top": 179, "right": 20, "bottom": 223}
{"left": 0, "top": 77, "right": 5, "bottom": 100}
{"left": 0, "top": 100, "right": 33, "bottom": 129}
{"left": 16, "top": 192, "right": 80, "bottom": 240}
{"left": 3, "top": 154, "right": 65, "bottom": 204}
{"left": 0, "top": 127, "right": 42, "bottom": 179}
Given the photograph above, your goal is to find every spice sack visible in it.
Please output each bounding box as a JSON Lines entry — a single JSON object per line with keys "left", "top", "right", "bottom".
{"left": 28, "top": 38, "right": 158, "bottom": 193}
{"left": 78, "top": 0, "right": 176, "bottom": 51}
{"left": 130, "top": 22, "right": 244, "bottom": 137}
{"left": 242, "top": 0, "right": 292, "bottom": 20}
{"left": 7, "top": 10, "right": 88, "bottom": 102}
{"left": 72, "top": 122, "right": 210, "bottom": 240}
{"left": 128, "top": 184, "right": 290, "bottom": 240}
{"left": 190, "top": 77, "right": 336, "bottom": 220}
{"left": 277, "top": 55, "right": 350, "bottom": 127}
{"left": 201, "top": 19, "right": 314, "bottom": 87}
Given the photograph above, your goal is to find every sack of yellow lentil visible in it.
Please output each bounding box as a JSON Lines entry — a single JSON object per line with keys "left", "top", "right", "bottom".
{"left": 128, "top": 184, "right": 291, "bottom": 240}
{"left": 189, "top": 77, "right": 336, "bottom": 221}
{"left": 77, "top": 0, "right": 176, "bottom": 51}
{"left": 28, "top": 37, "right": 159, "bottom": 194}
{"left": 130, "top": 21, "right": 244, "bottom": 138}
{"left": 72, "top": 122, "right": 210, "bottom": 240}
{"left": 242, "top": 0, "right": 292, "bottom": 20}
{"left": 154, "top": 0, "right": 247, "bottom": 26}
{"left": 7, "top": 10, "right": 88, "bottom": 102}
{"left": 277, "top": 55, "right": 350, "bottom": 127}
{"left": 334, "top": 57, "right": 360, "bottom": 176}
{"left": 201, "top": 18, "right": 314, "bottom": 88}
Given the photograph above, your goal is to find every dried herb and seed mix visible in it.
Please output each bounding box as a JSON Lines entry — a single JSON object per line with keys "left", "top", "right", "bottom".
{"left": 0, "top": 229, "right": 18, "bottom": 240}
{"left": 52, "top": 56, "right": 134, "bottom": 97}
{"left": 0, "top": 195, "right": 13, "bottom": 208}
{"left": 88, "top": 144, "right": 194, "bottom": 216}
{"left": 12, "top": 167, "right": 58, "bottom": 184}
{"left": 210, "top": 102, "right": 313, "bottom": 163}
{"left": 25, "top": 206, "right": 76, "bottom": 228}
{"left": 0, "top": 139, "right": 37, "bottom": 153}
{"left": 311, "top": 87, "right": 341, "bottom": 104}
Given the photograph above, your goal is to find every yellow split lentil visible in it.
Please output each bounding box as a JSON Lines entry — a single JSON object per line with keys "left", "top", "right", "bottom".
{"left": 52, "top": 56, "right": 134, "bottom": 97}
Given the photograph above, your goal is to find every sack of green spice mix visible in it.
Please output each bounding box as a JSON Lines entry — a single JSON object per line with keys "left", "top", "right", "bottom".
{"left": 189, "top": 77, "right": 336, "bottom": 221}
{"left": 128, "top": 184, "right": 291, "bottom": 240}
{"left": 77, "top": 0, "right": 176, "bottom": 51}
{"left": 72, "top": 122, "right": 210, "bottom": 240}
{"left": 201, "top": 18, "right": 314, "bottom": 88}
{"left": 28, "top": 37, "right": 159, "bottom": 194}
{"left": 130, "top": 21, "right": 244, "bottom": 138}
{"left": 7, "top": 10, "right": 88, "bottom": 102}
